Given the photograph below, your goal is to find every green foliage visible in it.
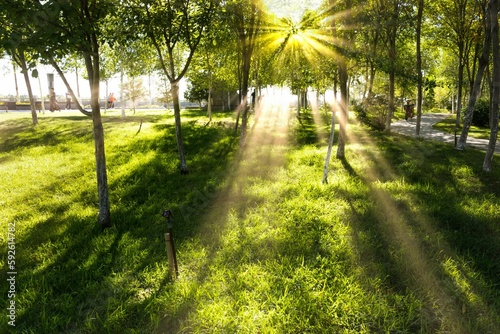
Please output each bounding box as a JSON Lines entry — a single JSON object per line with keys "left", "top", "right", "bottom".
{"left": 184, "top": 80, "right": 208, "bottom": 106}
{"left": 121, "top": 77, "right": 146, "bottom": 112}
{"left": 471, "top": 98, "right": 490, "bottom": 127}
{"left": 353, "top": 96, "right": 388, "bottom": 130}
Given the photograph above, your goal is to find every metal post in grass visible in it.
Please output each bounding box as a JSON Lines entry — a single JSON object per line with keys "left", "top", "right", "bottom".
{"left": 162, "top": 209, "right": 178, "bottom": 279}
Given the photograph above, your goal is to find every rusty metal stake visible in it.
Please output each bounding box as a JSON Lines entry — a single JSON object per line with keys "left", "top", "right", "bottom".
{"left": 162, "top": 210, "right": 178, "bottom": 279}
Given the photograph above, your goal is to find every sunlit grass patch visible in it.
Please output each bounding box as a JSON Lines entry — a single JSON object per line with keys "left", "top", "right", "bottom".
{"left": 1, "top": 108, "right": 500, "bottom": 333}
{"left": 433, "top": 116, "right": 492, "bottom": 140}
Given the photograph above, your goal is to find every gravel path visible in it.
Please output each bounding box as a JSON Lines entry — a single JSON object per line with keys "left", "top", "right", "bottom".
{"left": 390, "top": 113, "right": 500, "bottom": 154}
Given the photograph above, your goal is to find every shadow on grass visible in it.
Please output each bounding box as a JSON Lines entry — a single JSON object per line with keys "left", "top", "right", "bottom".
{"left": 3, "top": 112, "right": 499, "bottom": 332}
{"left": 291, "top": 111, "right": 320, "bottom": 146}
{"left": 339, "top": 129, "right": 500, "bottom": 332}
{"left": 0, "top": 114, "right": 172, "bottom": 153}
{"left": 0, "top": 118, "right": 240, "bottom": 332}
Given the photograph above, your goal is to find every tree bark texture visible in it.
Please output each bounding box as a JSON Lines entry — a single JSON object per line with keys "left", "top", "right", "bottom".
{"left": 322, "top": 108, "right": 336, "bottom": 184}
{"left": 483, "top": 0, "right": 499, "bottom": 172}
{"left": 84, "top": 49, "right": 111, "bottom": 228}
{"left": 18, "top": 51, "right": 38, "bottom": 125}
{"left": 416, "top": 0, "right": 423, "bottom": 135}
{"left": 336, "top": 61, "right": 348, "bottom": 159}
{"left": 458, "top": 2, "right": 491, "bottom": 150}
{"left": 385, "top": 0, "right": 399, "bottom": 131}
{"left": 171, "top": 81, "right": 189, "bottom": 174}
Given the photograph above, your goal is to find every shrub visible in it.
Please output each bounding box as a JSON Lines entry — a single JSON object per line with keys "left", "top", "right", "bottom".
{"left": 471, "top": 99, "right": 490, "bottom": 127}
{"left": 353, "top": 95, "right": 388, "bottom": 131}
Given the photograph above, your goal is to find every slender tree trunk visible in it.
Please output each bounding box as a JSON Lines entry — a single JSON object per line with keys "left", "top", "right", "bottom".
{"left": 368, "top": 64, "right": 376, "bottom": 98}
{"left": 36, "top": 65, "right": 45, "bottom": 114}
{"left": 483, "top": 0, "right": 499, "bottom": 172}
{"left": 104, "top": 81, "right": 108, "bottom": 114}
{"left": 456, "top": 59, "right": 465, "bottom": 127}
{"left": 120, "top": 67, "right": 125, "bottom": 118}
{"left": 458, "top": 2, "right": 491, "bottom": 150}
{"left": 75, "top": 64, "right": 81, "bottom": 101}
{"left": 208, "top": 63, "right": 213, "bottom": 122}
{"left": 234, "top": 51, "right": 243, "bottom": 133}
{"left": 322, "top": 107, "right": 336, "bottom": 184}
{"left": 13, "top": 63, "right": 20, "bottom": 103}
{"left": 239, "top": 50, "right": 251, "bottom": 146}
{"left": 416, "top": 0, "right": 424, "bottom": 135}
{"left": 171, "top": 81, "right": 189, "bottom": 174}
{"left": 18, "top": 51, "right": 38, "bottom": 125}
{"left": 297, "top": 92, "right": 301, "bottom": 115}
{"left": 84, "top": 51, "right": 111, "bottom": 228}
{"left": 385, "top": 0, "right": 398, "bottom": 131}
{"left": 48, "top": 56, "right": 92, "bottom": 117}
{"left": 337, "top": 62, "right": 348, "bottom": 159}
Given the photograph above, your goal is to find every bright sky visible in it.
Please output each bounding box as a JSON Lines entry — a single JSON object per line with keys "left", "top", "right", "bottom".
{"left": 0, "top": 1, "right": 325, "bottom": 100}
{"left": 0, "top": 56, "right": 114, "bottom": 100}
{"left": 263, "top": 0, "right": 324, "bottom": 22}
{"left": 0, "top": 56, "right": 169, "bottom": 101}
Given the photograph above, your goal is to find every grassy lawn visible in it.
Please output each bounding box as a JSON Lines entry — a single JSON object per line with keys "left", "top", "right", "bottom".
{"left": 1, "top": 107, "right": 499, "bottom": 333}
{"left": 432, "top": 115, "right": 494, "bottom": 140}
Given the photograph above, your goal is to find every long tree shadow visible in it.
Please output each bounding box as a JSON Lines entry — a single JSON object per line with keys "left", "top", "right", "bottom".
{"left": 342, "top": 128, "right": 500, "bottom": 332}
{"left": 0, "top": 115, "right": 241, "bottom": 332}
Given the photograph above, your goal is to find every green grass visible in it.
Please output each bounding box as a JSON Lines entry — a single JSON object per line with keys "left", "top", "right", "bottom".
{"left": 1, "top": 108, "right": 499, "bottom": 333}
{"left": 433, "top": 116, "right": 493, "bottom": 140}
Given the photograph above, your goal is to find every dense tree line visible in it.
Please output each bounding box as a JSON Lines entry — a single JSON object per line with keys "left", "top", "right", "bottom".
{"left": 1, "top": 0, "right": 498, "bottom": 226}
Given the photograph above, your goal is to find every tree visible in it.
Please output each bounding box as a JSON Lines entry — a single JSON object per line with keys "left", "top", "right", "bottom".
{"left": 483, "top": 0, "right": 499, "bottom": 172}
{"left": 184, "top": 75, "right": 208, "bottom": 109}
{"left": 31, "top": 0, "right": 117, "bottom": 227}
{"left": 384, "top": 0, "right": 401, "bottom": 131}
{"left": 122, "top": 77, "right": 146, "bottom": 114}
{"left": 415, "top": 0, "right": 424, "bottom": 135}
{"left": 327, "top": 0, "right": 355, "bottom": 158}
{"left": 117, "top": 38, "right": 157, "bottom": 117}
{"left": 457, "top": 0, "right": 490, "bottom": 150}
{"left": 59, "top": 53, "right": 86, "bottom": 102}
{"left": 0, "top": 2, "right": 39, "bottom": 124}
{"left": 225, "top": 0, "right": 264, "bottom": 145}
{"left": 433, "top": 0, "right": 481, "bottom": 127}
{"left": 129, "top": 0, "right": 217, "bottom": 174}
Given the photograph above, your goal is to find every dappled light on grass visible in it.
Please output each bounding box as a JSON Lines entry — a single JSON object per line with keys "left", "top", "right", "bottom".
{"left": 2, "top": 107, "right": 499, "bottom": 332}
{"left": 336, "top": 120, "right": 500, "bottom": 332}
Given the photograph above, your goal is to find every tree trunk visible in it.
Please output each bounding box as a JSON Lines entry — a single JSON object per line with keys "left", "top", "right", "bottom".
{"left": 483, "top": 0, "right": 499, "bottom": 172}
{"left": 84, "top": 51, "right": 111, "bottom": 228}
{"left": 120, "top": 67, "right": 125, "bottom": 118}
{"left": 322, "top": 108, "right": 336, "bottom": 184}
{"left": 75, "top": 64, "right": 81, "bottom": 102}
{"left": 18, "top": 51, "right": 38, "bottom": 125}
{"left": 36, "top": 65, "right": 45, "bottom": 114}
{"left": 171, "top": 81, "right": 189, "bottom": 174}
{"left": 336, "top": 62, "right": 348, "bottom": 159}
{"left": 456, "top": 59, "right": 465, "bottom": 127}
{"left": 208, "top": 91, "right": 212, "bottom": 122}
{"left": 104, "top": 81, "right": 108, "bottom": 114}
{"left": 234, "top": 51, "right": 243, "bottom": 133}
{"left": 458, "top": 2, "right": 491, "bottom": 150}
{"left": 239, "top": 50, "right": 251, "bottom": 146}
{"left": 48, "top": 56, "right": 92, "bottom": 117}
{"left": 297, "top": 92, "right": 301, "bottom": 115}
{"left": 385, "top": 0, "right": 398, "bottom": 131}
{"left": 208, "top": 69, "right": 213, "bottom": 122}
{"left": 13, "top": 62, "right": 20, "bottom": 104}
{"left": 416, "top": 0, "right": 424, "bottom": 135}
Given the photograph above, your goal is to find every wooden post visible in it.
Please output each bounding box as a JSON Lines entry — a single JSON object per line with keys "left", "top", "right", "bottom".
{"left": 164, "top": 232, "right": 177, "bottom": 279}
{"left": 162, "top": 209, "right": 178, "bottom": 279}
